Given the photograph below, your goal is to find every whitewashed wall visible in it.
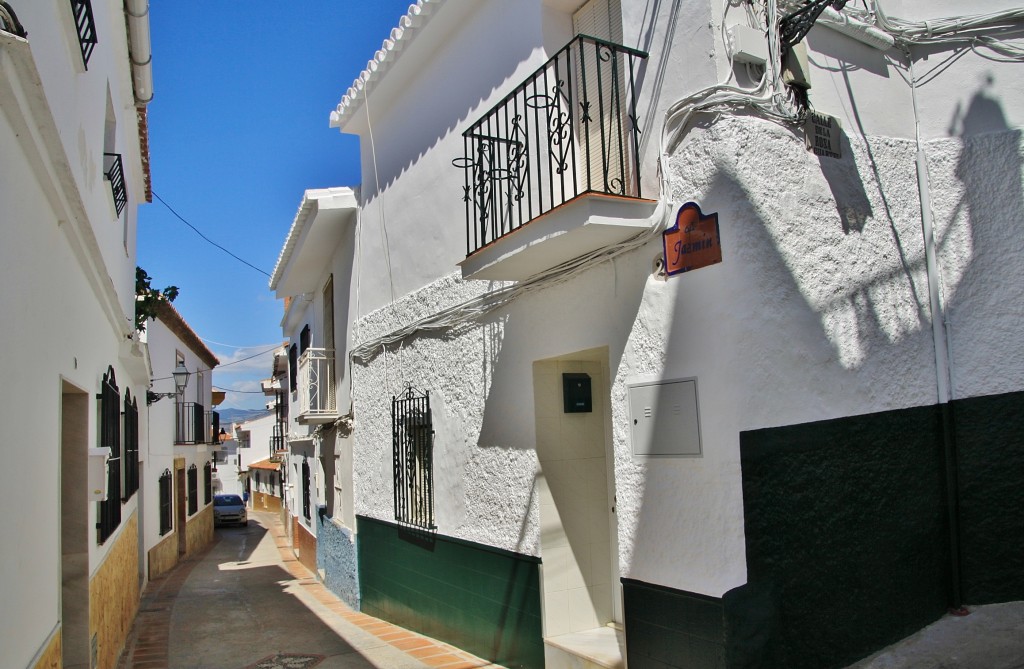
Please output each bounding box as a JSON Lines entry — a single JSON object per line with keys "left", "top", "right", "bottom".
{"left": 0, "top": 0, "right": 149, "bottom": 664}
{"left": 344, "top": 0, "right": 1024, "bottom": 604}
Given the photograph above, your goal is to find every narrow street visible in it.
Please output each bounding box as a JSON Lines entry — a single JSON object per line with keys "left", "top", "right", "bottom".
{"left": 118, "top": 512, "right": 502, "bottom": 669}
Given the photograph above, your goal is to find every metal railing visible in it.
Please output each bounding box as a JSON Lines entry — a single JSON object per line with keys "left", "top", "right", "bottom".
{"left": 70, "top": 0, "right": 97, "bottom": 69}
{"left": 175, "top": 402, "right": 206, "bottom": 445}
{"left": 296, "top": 347, "right": 337, "bottom": 419}
{"left": 103, "top": 152, "right": 127, "bottom": 216}
{"left": 454, "top": 34, "right": 648, "bottom": 256}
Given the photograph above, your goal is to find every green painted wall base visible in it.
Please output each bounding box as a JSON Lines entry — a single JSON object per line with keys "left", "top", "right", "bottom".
{"left": 738, "top": 389, "right": 1024, "bottom": 668}
{"left": 357, "top": 515, "right": 544, "bottom": 669}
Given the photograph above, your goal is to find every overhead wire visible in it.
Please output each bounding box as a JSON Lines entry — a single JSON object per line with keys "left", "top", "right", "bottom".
{"left": 152, "top": 191, "right": 272, "bottom": 278}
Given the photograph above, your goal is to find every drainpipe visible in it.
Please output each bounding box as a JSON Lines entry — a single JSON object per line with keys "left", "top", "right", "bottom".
{"left": 124, "top": 0, "right": 153, "bottom": 105}
{"left": 910, "top": 56, "right": 964, "bottom": 613}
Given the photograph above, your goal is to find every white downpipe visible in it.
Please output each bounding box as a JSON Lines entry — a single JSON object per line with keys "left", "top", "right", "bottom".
{"left": 124, "top": 0, "right": 153, "bottom": 105}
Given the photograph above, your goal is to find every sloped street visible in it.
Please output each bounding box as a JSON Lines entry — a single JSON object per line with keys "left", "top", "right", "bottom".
{"left": 118, "top": 511, "right": 500, "bottom": 669}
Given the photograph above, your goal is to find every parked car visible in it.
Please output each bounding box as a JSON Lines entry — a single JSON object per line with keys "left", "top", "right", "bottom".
{"left": 213, "top": 494, "right": 247, "bottom": 526}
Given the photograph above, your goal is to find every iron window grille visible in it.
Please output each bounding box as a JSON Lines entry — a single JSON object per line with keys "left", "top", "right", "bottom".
{"left": 203, "top": 461, "right": 212, "bottom": 505}
{"left": 158, "top": 469, "right": 172, "bottom": 535}
{"left": 392, "top": 387, "right": 435, "bottom": 530}
{"left": 454, "top": 34, "right": 648, "bottom": 257}
{"left": 187, "top": 464, "right": 198, "bottom": 516}
{"left": 70, "top": 0, "right": 97, "bottom": 69}
{"left": 301, "top": 459, "right": 311, "bottom": 521}
{"left": 97, "top": 366, "right": 121, "bottom": 544}
{"left": 123, "top": 390, "right": 139, "bottom": 500}
{"left": 103, "top": 152, "right": 127, "bottom": 216}
{"left": 278, "top": 469, "right": 284, "bottom": 499}
{"left": 175, "top": 402, "right": 205, "bottom": 444}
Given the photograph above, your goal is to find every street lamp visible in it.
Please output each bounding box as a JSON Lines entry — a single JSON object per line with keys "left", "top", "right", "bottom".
{"left": 147, "top": 361, "right": 191, "bottom": 404}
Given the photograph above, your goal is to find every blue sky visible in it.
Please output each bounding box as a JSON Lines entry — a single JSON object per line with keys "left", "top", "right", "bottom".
{"left": 138, "top": 1, "right": 414, "bottom": 410}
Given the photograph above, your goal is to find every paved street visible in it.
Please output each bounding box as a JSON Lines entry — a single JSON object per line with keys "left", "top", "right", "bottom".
{"left": 118, "top": 512, "right": 501, "bottom": 669}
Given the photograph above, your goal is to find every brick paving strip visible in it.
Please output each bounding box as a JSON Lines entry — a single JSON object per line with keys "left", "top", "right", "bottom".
{"left": 118, "top": 514, "right": 504, "bottom": 669}
{"left": 118, "top": 537, "right": 222, "bottom": 669}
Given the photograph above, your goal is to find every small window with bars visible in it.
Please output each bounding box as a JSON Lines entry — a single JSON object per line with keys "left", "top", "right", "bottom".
{"left": 187, "top": 464, "right": 198, "bottom": 516}
{"left": 392, "top": 387, "right": 435, "bottom": 529}
{"left": 123, "top": 390, "right": 139, "bottom": 500}
{"left": 97, "top": 366, "right": 122, "bottom": 544}
{"left": 158, "top": 469, "right": 172, "bottom": 535}
{"left": 203, "top": 461, "right": 212, "bottom": 505}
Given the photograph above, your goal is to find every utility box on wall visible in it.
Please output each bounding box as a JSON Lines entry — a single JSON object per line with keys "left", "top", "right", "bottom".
{"left": 628, "top": 377, "right": 702, "bottom": 457}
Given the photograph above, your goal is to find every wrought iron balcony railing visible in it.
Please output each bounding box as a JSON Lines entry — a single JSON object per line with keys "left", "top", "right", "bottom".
{"left": 70, "top": 0, "right": 98, "bottom": 69}
{"left": 296, "top": 348, "right": 337, "bottom": 422}
{"left": 175, "top": 402, "right": 206, "bottom": 445}
{"left": 454, "top": 34, "right": 648, "bottom": 257}
{"left": 103, "top": 152, "right": 127, "bottom": 216}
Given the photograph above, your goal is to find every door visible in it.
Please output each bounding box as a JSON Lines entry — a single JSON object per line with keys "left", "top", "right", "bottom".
{"left": 572, "top": 0, "right": 634, "bottom": 196}
{"left": 534, "top": 352, "right": 620, "bottom": 638}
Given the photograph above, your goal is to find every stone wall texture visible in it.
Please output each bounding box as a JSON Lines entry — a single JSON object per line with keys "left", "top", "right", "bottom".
{"left": 184, "top": 505, "right": 213, "bottom": 560}
{"left": 148, "top": 532, "right": 179, "bottom": 581}
{"left": 89, "top": 514, "right": 140, "bottom": 669}
{"left": 30, "top": 627, "right": 60, "bottom": 669}
{"left": 317, "top": 515, "right": 360, "bottom": 608}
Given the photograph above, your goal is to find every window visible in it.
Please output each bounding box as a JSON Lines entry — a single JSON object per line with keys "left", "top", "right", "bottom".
{"left": 392, "top": 388, "right": 435, "bottom": 529}
{"left": 203, "top": 461, "right": 212, "bottom": 505}
{"left": 158, "top": 469, "right": 172, "bottom": 535}
{"left": 301, "top": 458, "right": 311, "bottom": 521}
{"left": 123, "top": 390, "right": 139, "bottom": 499}
{"left": 289, "top": 344, "right": 298, "bottom": 392}
{"left": 187, "top": 464, "right": 198, "bottom": 516}
{"left": 69, "top": 0, "right": 97, "bottom": 69}
{"left": 97, "top": 366, "right": 122, "bottom": 544}
{"left": 299, "top": 324, "right": 311, "bottom": 354}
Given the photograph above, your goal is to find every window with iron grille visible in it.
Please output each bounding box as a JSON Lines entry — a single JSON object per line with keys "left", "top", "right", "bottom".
{"left": 158, "top": 469, "right": 172, "bottom": 535}
{"left": 392, "top": 388, "right": 435, "bottom": 529}
{"left": 299, "top": 324, "right": 311, "bottom": 353}
{"left": 97, "top": 366, "right": 121, "bottom": 544}
{"left": 123, "top": 390, "right": 139, "bottom": 500}
{"left": 69, "top": 0, "right": 97, "bottom": 69}
{"left": 203, "top": 461, "right": 212, "bottom": 505}
{"left": 278, "top": 470, "right": 284, "bottom": 499}
{"left": 187, "top": 464, "right": 198, "bottom": 516}
{"left": 301, "top": 459, "right": 311, "bottom": 521}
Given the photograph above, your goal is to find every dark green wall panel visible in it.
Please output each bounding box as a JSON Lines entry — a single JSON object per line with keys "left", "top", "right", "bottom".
{"left": 739, "top": 405, "right": 951, "bottom": 669}
{"left": 357, "top": 516, "right": 544, "bottom": 669}
{"left": 623, "top": 579, "right": 727, "bottom": 669}
{"left": 953, "top": 390, "right": 1024, "bottom": 603}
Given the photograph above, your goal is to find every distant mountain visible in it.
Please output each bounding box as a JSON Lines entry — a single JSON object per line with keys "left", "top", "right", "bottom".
{"left": 218, "top": 408, "right": 272, "bottom": 425}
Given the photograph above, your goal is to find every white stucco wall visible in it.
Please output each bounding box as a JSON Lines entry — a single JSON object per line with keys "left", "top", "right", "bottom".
{"left": 340, "top": 0, "right": 1024, "bottom": 604}
{"left": 0, "top": 0, "right": 150, "bottom": 664}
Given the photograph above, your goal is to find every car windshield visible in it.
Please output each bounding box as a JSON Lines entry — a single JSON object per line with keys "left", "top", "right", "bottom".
{"left": 215, "top": 495, "right": 242, "bottom": 506}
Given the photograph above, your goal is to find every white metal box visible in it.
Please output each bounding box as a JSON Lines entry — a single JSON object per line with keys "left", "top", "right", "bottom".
{"left": 628, "top": 378, "right": 702, "bottom": 458}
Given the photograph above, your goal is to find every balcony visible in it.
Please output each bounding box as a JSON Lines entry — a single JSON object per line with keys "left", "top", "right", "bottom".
{"left": 296, "top": 348, "right": 337, "bottom": 424}
{"left": 454, "top": 35, "right": 656, "bottom": 281}
{"left": 175, "top": 402, "right": 206, "bottom": 445}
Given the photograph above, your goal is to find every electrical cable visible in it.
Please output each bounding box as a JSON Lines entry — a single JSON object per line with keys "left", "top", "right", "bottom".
{"left": 202, "top": 337, "right": 280, "bottom": 349}
{"left": 152, "top": 191, "right": 272, "bottom": 277}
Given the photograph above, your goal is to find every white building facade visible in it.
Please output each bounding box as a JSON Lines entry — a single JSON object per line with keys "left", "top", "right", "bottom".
{"left": 0, "top": 1, "right": 156, "bottom": 667}
{"left": 282, "top": 1, "right": 1024, "bottom": 667}
{"left": 142, "top": 300, "right": 220, "bottom": 582}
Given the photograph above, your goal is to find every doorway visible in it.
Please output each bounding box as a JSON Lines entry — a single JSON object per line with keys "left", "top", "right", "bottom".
{"left": 533, "top": 349, "right": 620, "bottom": 639}
{"left": 61, "top": 381, "right": 90, "bottom": 669}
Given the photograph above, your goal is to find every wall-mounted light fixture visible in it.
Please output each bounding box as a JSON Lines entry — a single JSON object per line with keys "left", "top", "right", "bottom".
{"left": 147, "top": 361, "right": 190, "bottom": 405}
